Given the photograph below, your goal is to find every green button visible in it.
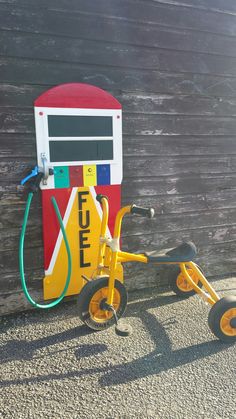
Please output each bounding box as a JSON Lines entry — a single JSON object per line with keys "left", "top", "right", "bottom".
{"left": 54, "top": 166, "right": 70, "bottom": 188}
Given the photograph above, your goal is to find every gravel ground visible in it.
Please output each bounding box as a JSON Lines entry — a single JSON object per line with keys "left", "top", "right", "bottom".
{"left": 1, "top": 277, "right": 236, "bottom": 419}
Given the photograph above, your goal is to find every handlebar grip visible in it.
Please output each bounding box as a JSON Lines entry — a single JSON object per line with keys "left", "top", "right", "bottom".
{"left": 96, "top": 194, "right": 108, "bottom": 203}
{"left": 131, "top": 205, "right": 155, "bottom": 218}
{"left": 29, "top": 172, "right": 44, "bottom": 193}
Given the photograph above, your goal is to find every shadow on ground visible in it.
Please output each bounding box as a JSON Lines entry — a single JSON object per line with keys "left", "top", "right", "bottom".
{"left": 1, "top": 292, "right": 232, "bottom": 388}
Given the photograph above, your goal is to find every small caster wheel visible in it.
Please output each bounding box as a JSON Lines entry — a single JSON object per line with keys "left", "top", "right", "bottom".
{"left": 169, "top": 265, "right": 203, "bottom": 298}
{"left": 208, "top": 296, "right": 236, "bottom": 343}
{"left": 77, "top": 276, "right": 128, "bottom": 331}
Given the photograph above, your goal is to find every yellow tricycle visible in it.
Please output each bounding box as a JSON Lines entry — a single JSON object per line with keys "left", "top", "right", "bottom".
{"left": 78, "top": 195, "right": 236, "bottom": 342}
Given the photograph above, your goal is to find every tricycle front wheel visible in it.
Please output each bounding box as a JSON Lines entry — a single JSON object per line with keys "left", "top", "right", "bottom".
{"left": 77, "top": 276, "right": 127, "bottom": 331}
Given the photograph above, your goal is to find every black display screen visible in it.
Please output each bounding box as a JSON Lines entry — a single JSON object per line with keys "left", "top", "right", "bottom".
{"left": 49, "top": 140, "right": 113, "bottom": 162}
{"left": 48, "top": 115, "right": 113, "bottom": 137}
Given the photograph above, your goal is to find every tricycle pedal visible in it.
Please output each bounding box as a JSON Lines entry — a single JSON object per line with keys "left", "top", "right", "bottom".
{"left": 115, "top": 322, "right": 133, "bottom": 337}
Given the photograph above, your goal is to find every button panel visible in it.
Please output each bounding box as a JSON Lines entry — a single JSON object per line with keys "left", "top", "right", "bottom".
{"left": 54, "top": 164, "right": 111, "bottom": 188}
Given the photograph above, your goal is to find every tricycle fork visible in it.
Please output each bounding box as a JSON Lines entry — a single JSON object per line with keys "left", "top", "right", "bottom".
{"left": 106, "top": 205, "right": 132, "bottom": 306}
{"left": 96, "top": 195, "right": 109, "bottom": 276}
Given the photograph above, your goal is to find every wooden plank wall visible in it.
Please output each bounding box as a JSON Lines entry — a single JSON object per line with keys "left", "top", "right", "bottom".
{"left": 1, "top": 0, "right": 236, "bottom": 313}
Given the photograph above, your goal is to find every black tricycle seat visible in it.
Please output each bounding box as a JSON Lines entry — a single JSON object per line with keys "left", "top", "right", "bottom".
{"left": 144, "top": 241, "right": 197, "bottom": 263}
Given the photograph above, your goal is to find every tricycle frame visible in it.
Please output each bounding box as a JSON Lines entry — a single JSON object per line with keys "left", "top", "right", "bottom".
{"left": 95, "top": 196, "right": 220, "bottom": 308}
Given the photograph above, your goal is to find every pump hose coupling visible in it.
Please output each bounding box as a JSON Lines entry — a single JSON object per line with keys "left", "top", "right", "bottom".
{"left": 20, "top": 167, "right": 44, "bottom": 193}
{"left": 20, "top": 166, "right": 39, "bottom": 186}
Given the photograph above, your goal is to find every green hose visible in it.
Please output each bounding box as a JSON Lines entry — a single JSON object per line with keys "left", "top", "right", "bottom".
{"left": 19, "top": 192, "right": 72, "bottom": 308}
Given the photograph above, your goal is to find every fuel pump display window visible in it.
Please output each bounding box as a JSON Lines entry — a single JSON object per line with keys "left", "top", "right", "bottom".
{"left": 49, "top": 140, "right": 113, "bottom": 162}
{"left": 48, "top": 115, "right": 113, "bottom": 137}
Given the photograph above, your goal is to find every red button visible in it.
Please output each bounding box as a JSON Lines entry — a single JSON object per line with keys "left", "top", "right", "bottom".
{"left": 69, "top": 166, "right": 83, "bottom": 187}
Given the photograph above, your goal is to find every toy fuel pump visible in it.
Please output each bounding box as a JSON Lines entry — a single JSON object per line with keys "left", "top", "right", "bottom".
{"left": 19, "top": 83, "right": 123, "bottom": 312}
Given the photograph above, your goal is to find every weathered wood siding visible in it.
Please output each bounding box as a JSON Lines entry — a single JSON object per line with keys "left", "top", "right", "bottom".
{"left": 1, "top": 0, "right": 236, "bottom": 313}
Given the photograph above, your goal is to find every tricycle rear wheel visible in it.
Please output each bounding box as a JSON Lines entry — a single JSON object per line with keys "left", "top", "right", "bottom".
{"left": 169, "top": 265, "right": 203, "bottom": 298}
{"left": 208, "top": 296, "right": 236, "bottom": 343}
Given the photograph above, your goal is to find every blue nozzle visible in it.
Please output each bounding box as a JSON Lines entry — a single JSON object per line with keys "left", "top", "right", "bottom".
{"left": 21, "top": 166, "right": 39, "bottom": 185}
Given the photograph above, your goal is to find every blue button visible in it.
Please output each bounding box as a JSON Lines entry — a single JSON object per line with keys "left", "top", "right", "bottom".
{"left": 97, "top": 164, "right": 110, "bottom": 185}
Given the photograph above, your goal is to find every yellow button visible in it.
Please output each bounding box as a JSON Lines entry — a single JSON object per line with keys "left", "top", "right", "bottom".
{"left": 83, "top": 165, "right": 97, "bottom": 186}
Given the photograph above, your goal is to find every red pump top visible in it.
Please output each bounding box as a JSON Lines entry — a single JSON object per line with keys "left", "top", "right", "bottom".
{"left": 34, "top": 83, "right": 122, "bottom": 109}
